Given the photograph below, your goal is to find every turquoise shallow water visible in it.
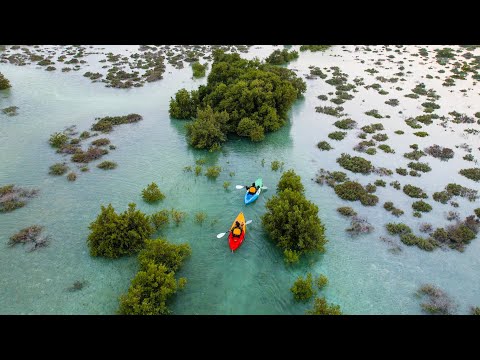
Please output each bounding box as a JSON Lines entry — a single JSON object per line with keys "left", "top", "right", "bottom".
{"left": 1, "top": 45, "right": 480, "bottom": 314}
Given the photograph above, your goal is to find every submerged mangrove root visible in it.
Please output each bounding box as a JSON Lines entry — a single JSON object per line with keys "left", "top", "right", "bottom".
{"left": 416, "top": 284, "right": 457, "bottom": 315}
{"left": 346, "top": 216, "right": 374, "bottom": 236}
{"left": 67, "top": 280, "right": 88, "bottom": 292}
{"left": 9, "top": 225, "right": 50, "bottom": 252}
{"left": 0, "top": 185, "right": 39, "bottom": 213}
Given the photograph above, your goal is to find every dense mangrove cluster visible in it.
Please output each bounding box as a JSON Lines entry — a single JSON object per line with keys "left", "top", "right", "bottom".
{"left": 169, "top": 50, "right": 306, "bottom": 150}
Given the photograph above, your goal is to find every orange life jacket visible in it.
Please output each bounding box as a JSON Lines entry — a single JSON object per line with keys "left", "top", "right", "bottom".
{"left": 232, "top": 228, "right": 241, "bottom": 236}
{"left": 249, "top": 186, "right": 256, "bottom": 194}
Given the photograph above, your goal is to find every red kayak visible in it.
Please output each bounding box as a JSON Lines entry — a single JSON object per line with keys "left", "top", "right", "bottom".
{"left": 228, "top": 212, "right": 246, "bottom": 251}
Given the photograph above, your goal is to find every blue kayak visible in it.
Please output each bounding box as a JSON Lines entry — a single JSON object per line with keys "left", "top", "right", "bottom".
{"left": 244, "top": 178, "right": 262, "bottom": 205}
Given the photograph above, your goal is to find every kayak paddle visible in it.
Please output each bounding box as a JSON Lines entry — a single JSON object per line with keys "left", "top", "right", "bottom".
{"left": 236, "top": 185, "right": 268, "bottom": 190}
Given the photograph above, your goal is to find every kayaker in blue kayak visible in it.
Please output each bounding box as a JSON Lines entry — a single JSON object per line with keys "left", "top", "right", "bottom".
{"left": 245, "top": 183, "right": 259, "bottom": 195}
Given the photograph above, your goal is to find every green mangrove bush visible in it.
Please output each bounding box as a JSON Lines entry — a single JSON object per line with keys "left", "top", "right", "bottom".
{"left": 306, "top": 297, "right": 342, "bottom": 315}
{"left": 118, "top": 261, "right": 185, "bottom": 315}
{"left": 459, "top": 168, "right": 480, "bottom": 182}
{"left": 336, "top": 153, "right": 373, "bottom": 174}
{"left": 192, "top": 62, "right": 207, "bottom": 78}
{"left": 403, "top": 184, "right": 428, "bottom": 199}
{"left": 87, "top": 203, "right": 152, "bottom": 258}
{"left": 316, "top": 274, "right": 329, "bottom": 289}
{"left": 265, "top": 49, "right": 299, "bottom": 65}
{"left": 262, "top": 170, "right": 327, "bottom": 262}
{"left": 337, "top": 207, "right": 357, "bottom": 217}
{"left": 97, "top": 161, "right": 117, "bottom": 170}
{"left": 49, "top": 163, "right": 69, "bottom": 176}
{"left": 91, "top": 114, "right": 142, "bottom": 133}
{"left": 317, "top": 141, "right": 333, "bottom": 151}
{"left": 49, "top": 132, "right": 69, "bottom": 148}
{"left": 328, "top": 131, "right": 347, "bottom": 141}
{"left": 142, "top": 182, "right": 165, "bottom": 203}
{"left": 170, "top": 51, "right": 306, "bottom": 149}
{"left": 138, "top": 238, "right": 191, "bottom": 272}
{"left": 412, "top": 200, "right": 432, "bottom": 212}
{"left": 0, "top": 72, "right": 11, "bottom": 90}
{"left": 290, "top": 273, "right": 314, "bottom": 301}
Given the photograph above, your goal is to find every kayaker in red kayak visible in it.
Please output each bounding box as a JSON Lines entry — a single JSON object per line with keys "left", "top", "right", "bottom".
{"left": 231, "top": 220, "right": 243, "bottom": 239}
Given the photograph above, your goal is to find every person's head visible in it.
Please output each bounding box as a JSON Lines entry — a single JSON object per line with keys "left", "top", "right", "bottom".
{"left": 235, "top": 221, "right": 240, "bottom": 227}
{"left": 252, "top": 183, "right": 255, "bottom": 186}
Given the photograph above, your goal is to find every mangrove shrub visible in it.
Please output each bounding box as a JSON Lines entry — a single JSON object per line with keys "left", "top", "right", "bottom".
{"left": 118, "top": 261, "right": 182, "bottom": 315}
{"left": 316, "top": 274, "right": 329, "bottom": 289}
{"left": 150, "top": 210, "right": 170, "bottom": 231}
{"left": 170, "top": 88, "right": 198, "bottom": 119}
{"left": 265, "top": 49, "right": 299, "bottom": 65}
{"left": 192, "top": 62, "right": 207, "bottom": 78}
{"left": 262, "top": 170, "right": 327, "bottom": 261}
{"left": 277, "top": 169, "right": 304, "bottom": 193}
{"left": 97, "top": 161, "right": 117, "bottom": 170}
{"left": 138, "top": 238, "right": 191, "bottom": 272}
{"left": 0, "top": 72, "right": 11, "bottom": 90}
{"left": 459, "top": 168, "right": 480, "bottom": 182}
{"left": 186, "top": 106, "right": 229, "bottom": 151}
{"left": 87, "top": 203, "right": 153, "bottom": 258}
{"left": 91, "top": 114, "right": 142, "bottom": 133}
{"left": 306, "top": 297, "right": 342, "bottom": 315}
{"left": 290, "top": 273, "right": 314, "bottom": 301}
{"left": 336, "top": 153, "right": 373, "bottom": 174}
{"left": 142, "top": 182, "right": 165, "bottom": 203}
{"left": 49, "top": 132, "right": 69, "bottom": 148}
